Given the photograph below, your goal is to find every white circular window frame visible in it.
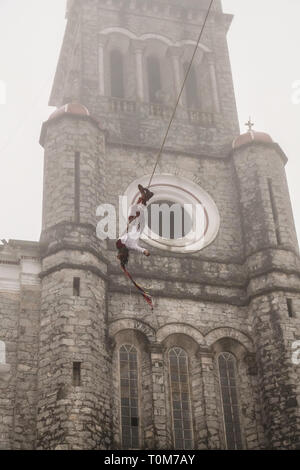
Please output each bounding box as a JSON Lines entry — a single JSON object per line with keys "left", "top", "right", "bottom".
{"left": 122, "top": 174, "right": 220, "bottom": 254}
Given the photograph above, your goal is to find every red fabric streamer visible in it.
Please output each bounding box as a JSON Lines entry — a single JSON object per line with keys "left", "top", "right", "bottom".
{"left": 121, "top": 265, "right": 153, "bottom": 310}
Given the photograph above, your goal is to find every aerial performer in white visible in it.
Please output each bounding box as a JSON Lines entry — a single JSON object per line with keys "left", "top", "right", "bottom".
{"left": 116, "top": 184, "right": 154, "bottom": 309}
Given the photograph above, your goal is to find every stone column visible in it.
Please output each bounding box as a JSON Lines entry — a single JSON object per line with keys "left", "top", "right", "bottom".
{"left": 98, "top": 34, "right": 108, "bottom": 96}
{"left": 132, "top": 40, "right": 145, "bottom": 102}
{"left": 38, "top": 113, "right": 110, "bottom": 450}
{"left": 196, "top": 347, "right": 221, "bottom": 449}
{"left": 207, "top": 54, "right": 220, "bottom": 113}
{"left": 169, "top": 46, "right": 183, "bottom": 106}
{"left": 149, "top": 343, "right": 168, "bottom": 449}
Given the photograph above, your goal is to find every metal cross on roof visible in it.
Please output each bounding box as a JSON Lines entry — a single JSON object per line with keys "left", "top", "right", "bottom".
{"left": 245, "top": 117, "right": 254, "bottom": 132}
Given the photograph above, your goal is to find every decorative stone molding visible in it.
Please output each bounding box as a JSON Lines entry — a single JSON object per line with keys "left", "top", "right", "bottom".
{"left": 98, "top": 0, "right": 222, "bottom": 24}
{"left": 0, "top": 255, "right": 41, "bottom": 292}
{"left": 156, "top": 322, "right": 205, "bottom": 345}
{"left": 108, "top": 318, "right": 156, "bottom": 343}
{"left": 205, "top": 327, "right": 254, "bottom": 353}
{"left": 99, "top": 27, "right": 211, "bottom": 53}
{"left": 123, "top": 174, "right": 220, "bottom": 253}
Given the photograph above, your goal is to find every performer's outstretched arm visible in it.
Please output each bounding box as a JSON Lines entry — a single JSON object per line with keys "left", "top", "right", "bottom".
{"left": 124, "top": 234, "right": 150, "bottom": 256}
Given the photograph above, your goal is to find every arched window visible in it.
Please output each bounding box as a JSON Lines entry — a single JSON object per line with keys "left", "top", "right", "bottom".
{"left": 147, "top": 56, "right": 162, "bottom": 103}
{"left": 168, "top": 347, "right": 193, "bottom": 449}
{"left": 119, "top": 345, "right": 139, "bottom": 448}
{"left": 110, "top": 49, "right": 125, "bottom": 98}
{"left": 218, "top": 352, "right": 243, "bottom": 449}
{"left": 0, "top": 340, "right": 6, "bottom": 364}
{"left": 183, "top": 62, "right": 200, "bottom": 109}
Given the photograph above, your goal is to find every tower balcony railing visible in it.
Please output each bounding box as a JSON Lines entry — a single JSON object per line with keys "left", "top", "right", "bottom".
{"left": 102, "top": 97, "right": 216, "bottom": 127}
{"left": 110, "top": 98, "right": 137, "bottom": 114}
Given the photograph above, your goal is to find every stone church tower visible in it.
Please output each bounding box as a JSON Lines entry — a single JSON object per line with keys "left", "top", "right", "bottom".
{"left": 0, "top": 0, "right": 300, "bottom": 450}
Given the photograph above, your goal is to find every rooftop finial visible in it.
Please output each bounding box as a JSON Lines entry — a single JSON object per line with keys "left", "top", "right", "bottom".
{"left": 245, "top": 117, "right": 254, "bottom": 132}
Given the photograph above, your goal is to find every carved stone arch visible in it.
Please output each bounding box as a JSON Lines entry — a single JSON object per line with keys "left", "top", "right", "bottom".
{"left": 156, "top": 323, "right": 205, "bottom": 346}
{"left": 177, "top": 39, "right": 211, "bottom": 53}
{"left": 141, "top": 33, "right": 174, "bottom": 47}
{"left": 99, "top": 28, "right": 174, "bottom": 47}
{"left": 100, "top": 27, "right": 138, "bottom": 41}
{"left": 99, "top": 27, "right": 211, "bottom": 53}
{"left": 205, "top": 327, "right": 254, "bottom": 355}
{"left": 108, "top": 318, "right": 156, "bottom": 344}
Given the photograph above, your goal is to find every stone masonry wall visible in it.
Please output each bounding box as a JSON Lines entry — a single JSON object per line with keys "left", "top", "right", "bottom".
{"left": 0, "top": 285, "right": 40, "bottom": 450}
{"left": 108, "top": 292, "right": 263, "bottom": 449}
{"left": 0, "top": 290, "right": 20, "bottom": 449}
{"left": 37, "top": 266, "right": 111, "bottom": 450}
{"left": 250, "top": 293, "right": 300, "bottom": 449}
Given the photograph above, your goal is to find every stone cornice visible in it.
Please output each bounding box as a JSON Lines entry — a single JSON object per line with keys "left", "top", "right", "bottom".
{"left": 109, "top": 282, "right": 300, "bottom": 307}
{"left": 109, "top": 263, "right": 300, "bottom": 295}
{"left": 109, "top": 267, "right": 246, "bottom": 289}
{"left": 109, "top": 283, "right": 247, "bottom": 307}
{"left": 230, "top": 141, "right": 288, "bottom": 166}
{"left": 39, "top": 262, "right": 108, "bottom": 282}
{"left": 0, "top": 256, "right": 41, "bottom": 292}
{"left": 106, "top": 139, "right": 289, "bottom": 167}
{"left": 39, "top": 113, "right": 106, "bottom": 148}
{"left": 97, "top": 0, "right": 225, "bottom": 27}
{"left": 41, "top": 242, "right": 109, "bottom": 266}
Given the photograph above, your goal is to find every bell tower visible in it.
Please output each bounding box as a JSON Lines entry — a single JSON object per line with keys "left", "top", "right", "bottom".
{"left": 50, "top": 0, "right": 239, "bottom": 156}
{"left": 34, "top": 0, "right": 300, "bottom": 450}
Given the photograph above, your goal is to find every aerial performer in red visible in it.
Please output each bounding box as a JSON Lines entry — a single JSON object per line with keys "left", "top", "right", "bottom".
{"left": 116, "top": 185, "right": 154, "bottom": 309}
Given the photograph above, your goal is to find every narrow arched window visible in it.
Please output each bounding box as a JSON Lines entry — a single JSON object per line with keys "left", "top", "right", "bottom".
{"left": 183, "top": 62, "right": 200, "bottom": 109}
{"left": 119, "top": 345, "right": 139, "bottom": 448}
{"left": 110, "top": 49, "right": 125, "bottom": 98}
{"left": 147, "top": 56, "right": 162, "bottom": 103}
{"left": 218, "top": 352, "right": 243, "bottom": 449}
{"left": 0, "top": 340, "right": 6, "bottom": 364}
{"left": 168, "top": 347, "right": 193, "bottom": 449}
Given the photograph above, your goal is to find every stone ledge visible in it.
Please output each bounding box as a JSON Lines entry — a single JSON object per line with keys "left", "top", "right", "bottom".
{"left": 109, "top": 265, "right": 300, "bottom": 291}
{"left": 109, "top": 283, "right": 246, "bottom": 307}
{"left": 109, "top": 281, "right": 300, "bottom": 307}
{"left": 43, "top": 242, "right": 109, "bottom": 266}
{"left": 96, "top": 0, "right": 225, "bottom": 26}
{"left": 231, "top": 140, "right": 288, "bottom": 166}
{"left": 40, "top": 112, "right": 106, "bottom": 148}
{"left": 39, "top": 262, "right": 109, "bottom": 282}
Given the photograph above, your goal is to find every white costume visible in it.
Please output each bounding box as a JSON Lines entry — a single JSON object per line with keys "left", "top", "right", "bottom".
{"left": 120, "top": 203, "right": 147, "bottom": 254}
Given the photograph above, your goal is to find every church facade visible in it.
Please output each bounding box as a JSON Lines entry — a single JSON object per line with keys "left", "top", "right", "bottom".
{"left": 0, "top": 0, "right": 300, "bottom": 450}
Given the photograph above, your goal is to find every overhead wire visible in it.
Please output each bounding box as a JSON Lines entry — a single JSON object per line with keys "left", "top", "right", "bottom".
{"left": 147, "top": 0, "right": 215, "bottom": 188}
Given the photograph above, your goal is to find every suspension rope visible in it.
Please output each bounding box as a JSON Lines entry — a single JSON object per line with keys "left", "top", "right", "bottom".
{"left": 147, "top": 0, "right": 214, "bottom": 188}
